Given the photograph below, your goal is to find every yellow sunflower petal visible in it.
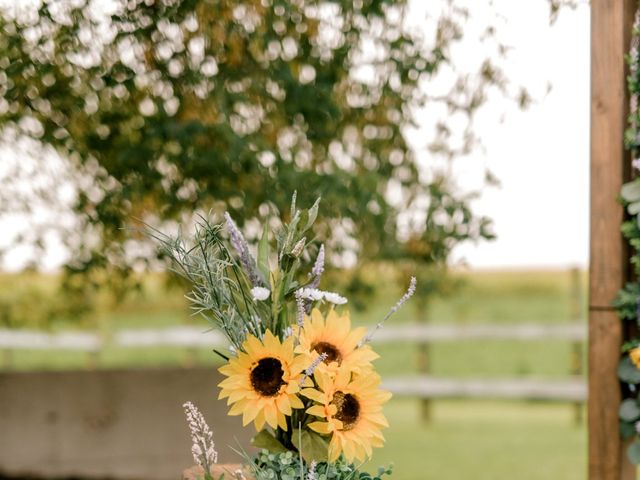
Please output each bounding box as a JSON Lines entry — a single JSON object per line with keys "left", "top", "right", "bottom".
{"left": 308, "top": 421, "right": 333, "bottom": 434}
{"left": 306, "top": 405, "right": 327, "bottom": 418}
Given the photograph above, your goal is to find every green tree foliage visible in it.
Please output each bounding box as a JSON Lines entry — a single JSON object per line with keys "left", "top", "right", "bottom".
{"left": 0, "top": 0, "right": 528, "bottom": 321}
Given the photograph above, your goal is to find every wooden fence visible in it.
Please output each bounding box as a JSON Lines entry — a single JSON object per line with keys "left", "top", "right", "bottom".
{"left": 0, "top": 323, "right": 587, "bottom": 411}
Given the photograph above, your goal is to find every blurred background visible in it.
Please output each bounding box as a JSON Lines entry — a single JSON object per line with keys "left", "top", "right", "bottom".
{"left": 0, "top": 1, "right": 589, "bottom": 479}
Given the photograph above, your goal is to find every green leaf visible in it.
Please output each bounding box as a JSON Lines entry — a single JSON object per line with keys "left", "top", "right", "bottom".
{"left": 622, "top": 180, "right": 640, "bottom": 202}
{"left": 282, "top": 212, "right": 301, "bottom": 254}
{"left": 251, "top": 430, "right": 288, "bottom": 453}
{"left": 618, "top": 357, "right": 640, "bottom": 383}
{"left": 621, "top": 420, "right": 638, "bottom": 439}
{"left": 304, "top": 197, "right": 321, "bottom": 232}
{"left": 290, "top": 190, "right": 297, "bottom": 218}
{"left": 628, "top": 440, "right": 640, "bottom": 464}
{"left": 619, "top": 399, "right": 640, "bottom": 422}
{"left": 257, "top": 224, "right": 270, "bottom": 282}
{"left": 291, "top": 428, "right": 329, "bottom": 463}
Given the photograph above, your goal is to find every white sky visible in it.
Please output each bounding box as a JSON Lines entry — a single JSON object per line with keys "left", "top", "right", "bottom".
{"left": 0, "top": 1, "right": 590, "bottom": 271}
{"left": 448, "top": 1, "right": 590, "bottom": 269}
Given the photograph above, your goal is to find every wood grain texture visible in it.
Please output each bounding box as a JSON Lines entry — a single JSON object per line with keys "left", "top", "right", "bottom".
{"left": 590, "top": 0, "right": 637, "bottom": 478}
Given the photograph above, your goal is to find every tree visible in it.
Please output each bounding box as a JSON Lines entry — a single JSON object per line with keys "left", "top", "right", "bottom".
{"left": 0, "top": 0, "right": 533, "bottom": 319}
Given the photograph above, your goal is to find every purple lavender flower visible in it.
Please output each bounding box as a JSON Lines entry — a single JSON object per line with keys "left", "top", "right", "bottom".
{"left": 306, "top": 460, "right": 317, "bottom": 480}
{"left": 359, "top": 276, "right": 417, "bottom": 346}
{"left": 295, "top": 289, "right": 306, "bottom": 327}
{"left": 224, "top": 212, "right": 263, "bottom": 287}
{"left": 300, "top": 352, "right": 328, "bottom": 385}
{"left": 183, "top": 401, "right": 218, "bottom": 472}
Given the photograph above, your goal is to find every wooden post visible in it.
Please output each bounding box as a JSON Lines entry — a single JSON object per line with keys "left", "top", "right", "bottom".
{"left": 416, "top": 298, "right": 431, "bottom": 423}
{"left": 569, "top": 267, "right": 584, "bottom": 426}
{"left": 590, "top": 1, "right": 637, "bottom": 478}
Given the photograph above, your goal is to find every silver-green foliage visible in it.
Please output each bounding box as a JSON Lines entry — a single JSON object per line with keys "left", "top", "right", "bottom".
{"left": 146, "top": 197, "right": 320, "bottom": 349}
{"left": 249, "top": 450, "right": 393, "bottom": 480}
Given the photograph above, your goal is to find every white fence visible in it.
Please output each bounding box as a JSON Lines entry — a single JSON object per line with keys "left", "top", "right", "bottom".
{"left": 0, "top": 323, "right": 588, "bottom": 402}
{"left": 0, "top": 322, "right": 586, "bottom": 350}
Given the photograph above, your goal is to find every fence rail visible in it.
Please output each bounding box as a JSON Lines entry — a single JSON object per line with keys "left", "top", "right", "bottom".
{"left": 0, "top": 322, "right": 586, "bottom": 351}
{"left": 0, "top": 323, "right": 588, "bottom": 410}
{"left": 382, "top": 375, "right": 586, "bottom": 401}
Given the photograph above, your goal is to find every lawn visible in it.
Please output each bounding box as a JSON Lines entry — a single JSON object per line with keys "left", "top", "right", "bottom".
{"left": 0, "top": 268, "right": 588, "bottom": 479}
{"left": 376, "top": 398, "right": 585, "bottom": 480}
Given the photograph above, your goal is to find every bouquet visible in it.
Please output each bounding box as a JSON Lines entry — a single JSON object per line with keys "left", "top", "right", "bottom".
{"left": 152, "top": 196, "right": 415, "bottom": 479}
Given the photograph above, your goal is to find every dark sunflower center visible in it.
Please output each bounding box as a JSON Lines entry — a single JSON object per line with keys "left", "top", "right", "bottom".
{"left": 312, "top": 341, "right": 342, "bottom": 364}
{"left": 250, "top": 357, "right": 285, "bottom": 397}
{"left": 332, "top": 391, "right": 360, "bottom": 430}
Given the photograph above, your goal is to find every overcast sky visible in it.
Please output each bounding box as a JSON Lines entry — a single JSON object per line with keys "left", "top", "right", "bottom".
{"left": 0, "top": 1, "right": 590, "bottom": 271}
{"left": 447, "top": 1, "right": 590, "bottom": 269}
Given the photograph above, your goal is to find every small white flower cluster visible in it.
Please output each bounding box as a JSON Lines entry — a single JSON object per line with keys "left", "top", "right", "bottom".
{"left": 296, "top": 288, "right": 347, "bottom": 305}
{"left": 250, "top": 286, "right": 270, "bottom": 301}
{"left": 183, "top": 401, "right": 218, "bottom": 471}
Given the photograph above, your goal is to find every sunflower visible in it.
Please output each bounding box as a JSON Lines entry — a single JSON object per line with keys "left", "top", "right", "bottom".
{"left": 631, "top": 347, "right": 640, "bottom": 369}
{"left": 295, "top": 308, "right": 379, "bottom": 376}
{"left": 218, "top": 330, "right": 308, "bottom": 431}
{"left": 301, "top": 368, "right": 392, "bottom": 462}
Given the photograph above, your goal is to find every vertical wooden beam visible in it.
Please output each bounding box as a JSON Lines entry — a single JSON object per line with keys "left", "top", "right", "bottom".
{"left": 590, "top": 1, "right": 637, "bottom": 479}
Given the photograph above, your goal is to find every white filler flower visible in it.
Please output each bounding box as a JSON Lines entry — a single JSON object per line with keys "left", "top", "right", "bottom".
{"left": 296, "top": 288, "right": 347, "bottom": 305}
{"left": 251, "top": 286, "right": 271, "bottom": 301}
{"left": 322, "top": 291, "right": 347, "bottom": 305}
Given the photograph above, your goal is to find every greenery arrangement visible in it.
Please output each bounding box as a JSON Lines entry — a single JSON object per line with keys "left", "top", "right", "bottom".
{"left": 170, "top": 197, "right": 413, "bottom": 478}
{"left": 614, "top": 6, "right": 640, "bottom": 465}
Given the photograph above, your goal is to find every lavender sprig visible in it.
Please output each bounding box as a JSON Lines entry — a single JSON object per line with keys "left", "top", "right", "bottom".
{"left": 306, "top": 460, "right": 317, "bottom": 480}
{"left": 224, "top": 212, "right": 263, "bottom": 287}
{"left": 295, "top": 289, "right": 306, "bottom": 327}
{"left": 359, "top": 276, "right": 417, "bottom": 347}
{"left": 183, "top": 401, "right": 218, "bottom": 473}
{"left": 300, "top": 353, "right": 328, "bottom": 385}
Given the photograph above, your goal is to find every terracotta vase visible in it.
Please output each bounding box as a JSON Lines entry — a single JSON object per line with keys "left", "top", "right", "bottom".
{"left": 182, "top": 464, "right": 255, "bottom": 480}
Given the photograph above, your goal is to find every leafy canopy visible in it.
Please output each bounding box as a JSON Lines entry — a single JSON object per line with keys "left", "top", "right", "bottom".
{"left": 0, "top": 0, "right": 527, "bottom": 312}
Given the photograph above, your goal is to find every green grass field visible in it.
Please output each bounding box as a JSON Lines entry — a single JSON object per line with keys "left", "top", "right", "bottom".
{"left": 0, "top": 268, "right": 588, "bottom": 479}
{"left": 374, "top": 399, "right": 585, "bottom": 480}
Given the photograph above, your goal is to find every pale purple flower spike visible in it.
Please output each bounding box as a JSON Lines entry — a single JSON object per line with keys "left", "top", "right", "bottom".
{"left": 224, "top": 212, "right": 262, "bottom": 287}
{"left": 183, "top": 401, "right": 218, "bottom": 472}
{"left": 295, "top": 289, "right": 306, "bottom": 327}
{"left": 306, "top": 460, "right": 317, "bottom": 480}
{"left": 359, "top": 276, "right": 417, "bottom": 346}
{"left": 300, "top": 352, "right": 328, "bottom": 385}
